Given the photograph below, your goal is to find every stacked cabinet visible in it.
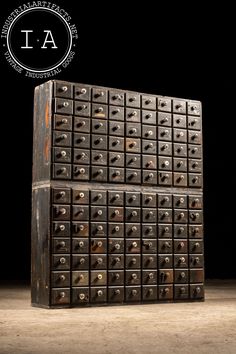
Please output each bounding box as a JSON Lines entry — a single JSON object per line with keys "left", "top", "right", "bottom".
{"left": 31, "top": 80, "right": 204, "bottom": 308}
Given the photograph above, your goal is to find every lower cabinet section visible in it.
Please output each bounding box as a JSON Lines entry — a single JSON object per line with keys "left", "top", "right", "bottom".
{"left": 43, "top": 187, "right": 205, "bottom": 308}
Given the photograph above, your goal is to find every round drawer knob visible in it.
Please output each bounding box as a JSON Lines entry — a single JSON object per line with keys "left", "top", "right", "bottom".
{"left": 79, "top": 192, "right": 85, "bottom": 198}
{"left": 146, "top": 98, "right": 152, "bottom": 104}
{"left": 59, "top": 291, "right": 66, "bottom": 298}
{"left": 114, "top": 170, "right": 121, "bottom": 176}
{"left": 97, "top": 210, "right": 103, "bottom": 216}
{"left": 59, "top": 208, "right": 66, "bottom": 215}
{"left": 114, "top": 289, "right": 120, "bottom": 295}
{"left": 130, "top": 128, "right": 137, "bottom": 134}
{"left": 62, "top": 101, "right": 69, "bottom": 107}
{"left": 146, "top": 113, "right": 152, "bottom": 119}
{"left": 131, "top": 273, "right": 138, "bottom": 280}
{"left": 164, "top": 226, "right": 169, "bottom": 233}
{"left": 79, "top": 258, "right": 85, "bottom": 264}
{"left": 131, "top": 289, "right": 137, "bottom": 296}
{"left": 179, "top": 197, "right": 185, "bottom": 204}
{"left": 114, "top": 226, "right": 120, "bottom": 232}
{"left": 115, "top": 257, "right": 121, "bottom": 263}
{"left": 147, "top": 226, "right": 153, "bottom": 233}
{"left": 148, "top": 273, "right": 154, "bottom": 279}
{"left": 97, "top": 290, "right": 103, "bottom": 297}
{"left": 179, "top": 257, "right": 186, "bottom": 263}
{"left": 114, "top": 243, "right": 121, "bottom": 250}
{"left": 131, "top": 258, "right": 137, "bottom": 264}
{"left": 114, "top": 210, "right": 120, "bottom": 216}
{"left": 148, "top": 257, "right": 154, "bottom": 263}
{"left": 59, "top": 241, "right": 66, "bottom": 248}
{"left": 179, "top": 242, "right": 185, "bottom": 248}
{"left": 97, "top": 225, "right": 103, "bottom": 231}
{"left": 180, "top": 272, "right": 186, "bottom": 279}
{"left": 59, "top": 257, "right": 66, "bottom": 264}
{"left": 79, "top": 168, "right": 85, "bottom": 174}
{"left": 132, "top": 242, "right": 138, "bottom": 248}
{"left": 59, "top": 275, "right": 66, "bottom": 281}
{"left": 131, "top": 211, "right": 137, "bottom": 217}
{"left": 115, "top": 273, "right": 120, "bottom": 279}
{"left": 160, "top": 100, "right": 167, "bottom": 107}
{"left": 61, "top": 118, "right": 68, "bottom": 124}
{"left": 97, "top": 258, "right": 103, "bottom": 264}
{"left": 164, "top": 257, "right": 170, "bottom": 263}
{"left": 60, "top": 151, "right": 67, "bottom": 157}
{"left": 97, "top": 241, "right": 103, "bottom": 248}
{"left": 131, "top": 226, "right": 137, "bottom": 232}
{"left": 79, "top": 293, "right": 86, "bottom": 300}
{"left": 79, "top": 241, "right": 84, "bottom": 247}
{"left": 195, "top": 286, "right": 201, "bottom": 294}
{"left": 79, "top": 225, "right": 84, "bottom": 231}
{"left": 97, "top": 274, "right": 103, "bottom": 280}
{"left": 59, "top": 224, "right": 65, "bottom": 231}
{"left": 180, "top": 287, "right": 186, "bottom": 294}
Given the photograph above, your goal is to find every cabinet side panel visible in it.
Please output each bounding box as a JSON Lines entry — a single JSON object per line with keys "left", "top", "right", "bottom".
{"left": 31, "top": 187, "right": 51, "bottom": 307}
{"left": 32, "top": 82, "right": 52, "bottom": 184}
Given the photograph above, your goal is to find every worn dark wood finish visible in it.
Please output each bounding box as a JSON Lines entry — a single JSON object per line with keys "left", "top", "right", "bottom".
{"left": 32, "top": 80, "right": 204, "bottom": 308}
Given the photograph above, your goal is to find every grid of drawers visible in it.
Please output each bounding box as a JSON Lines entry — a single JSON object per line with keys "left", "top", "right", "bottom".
{"left": 52, "top": 82, "right": 202, "bottom": 187}
{"left": 32, "top": 80, "right": 204, "bottom": 308}
{"left": 51, "top": 188, "right": 204, "bottom": 306}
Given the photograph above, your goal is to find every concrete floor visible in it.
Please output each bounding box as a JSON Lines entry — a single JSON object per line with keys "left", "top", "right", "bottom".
{"left": 0, "top": 281, "right": 236, "bottom": 354}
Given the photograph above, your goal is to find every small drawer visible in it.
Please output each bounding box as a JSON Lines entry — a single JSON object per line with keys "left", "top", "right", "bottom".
{"left": 158, "top": 112, "right": 171, "bottom": 126}
{"left": 189, "top": 255, "right": 204, "bottom": 268}
{"left": 126, "top": 108, "right": 140, "bottom": 122}
{"left": 126, "top": 154, "right": 141, "bottom": 168}
{"left": 173, "top": 158, "right": 187, "bottom": 172}
{"left": 109, "top": 106, "right": 124, "bottom": 121}
{"left": 174, "top": 255, "right": 188, "bottom": 268}
{"left": 108, "top": 270, "right": 124, "bottom": 285}
{"left": 143, "top": 155, "right": 157, "bottom": 170}
{"left": 91, "top": 150, "right": 107, "bottom": 166}
{"left": 108, "top": 287, "right": 124, "bottom": 303}
{"left": 173, "top": 114, "right": 187, "bottom": 128}
{"left": 173, "top": 99, "right": 186, "bottom": 114}
{"left": 173, "top": 195, "right": 187, "bottom": 209}
{"left": 173, "top": 225, "right": 188, "bottom": 238}
{"left": 174, "top": 270, "right": 189, "bottom": 284}
{"left": 109, "top": 121, "right": 125, "bottom": 136}
{"left": 72, "top": 190, "right": 89, "bottom": 204}
{"left": 72, "top": 205, "right": 89, "bottom": 221}
{"left": 158, "top": 194, "right": 172, "bottom": 208}
{"left": 142, "top": 224, "right": 157, "bottom": 238}
{"left": 188, "top": 174, "right": 202, "bottom": 188}
{"left": 74, "top": 117, "right": 90, "bottom": 133}
{"left": 52, "top": 205, "right": 70, "bottom": 221}
{"left": 189, "top": 195, "right": 203, "bottom": 209}
{"left": 72, "top": 271, "right": 89, "bottom": 287}
{"left": 188, "top": 159, "right": 202, "bottom": 173}
{"left": 72, "top": 255, "right": 89, "bottom": 270}
{"left": 73, "top": 165, "right": 89, "bottom": 181}
{"left": 188, "top": 130, "right": 202, "bottom": 145}
{"left": 108, "top": 191, "right": 124, "bottom": 206}
{"left": 90, "top": 238, "right": 107, "bottom": 254}
{"left": 142, "top": 255, "right": 157, "bottom": 269}
{"left": 52, "top": 188, "right": 71, "bottom": 204}
{"left": 157, "top": 97, "right": 172, "bottom": 112}
{"left": 109, "top": 152, "right": 125, "bottom": 167}
{"left": 108, "top": 239, "right": 124, "bottom": 254}
{"left": 188, "top": 144, "right": 202, "bottom": 159}
{"left": 188, "top": 116, "right": 201, "bottom": 130}
{"left": 52, "top": 238, "right": 70, "bottom": 253}
{"left": 92, "top": 88, "right": 108, "bottom": 103}
{"left": 54, "top": 82, "right": 73, "bottom": 99}
{"left": 109, "top": 136, "right": 125, "bottom": 152}
{"left": 73, "top": 133, "right": 90, "bottom": 149}
{"left": 126, "top": 169, "right": 141, "bottom": 184}
{"left": 125, "top": 270, "right": 141, "bottom": 285}
{"left": 72, "top": 238, "right": 89, "bottom": 253}
{"left": 159, "top": 270, "right": 174, "bottom": 284}
{"left": 53, "top": 115, "right": 72, "bottom": 131}
{"left": 142, "top": 95, "right": 156, "bottom": 110}
{"left": 126, "top": 255, "right": 141, "bottom": 269}
{"left": 142, "top": 125, "right": 156, "bottom": 140}
{"left": 109, "top": 90, "right": 125, "bottom": 106}
{"left": 53, "top": 131, "right": 72, "bottom": 147}
{"left": 91, "top": 134, "right": 108, "bottom": 150}
{"left": 173, "top": 172, "right": 188, "bottom": 187}
{"left": 158, "top": 172, "right": 172, "bottom": 186}
{"left": 126, "top": 239, "right": 141, "bottom": 253}
{"left": 52, "top": 222, "right": 70, "bottom": 237}
{"left": 125, "top": 207, "right": 141, "bottom": 222}
{"left": 126, "top": 123, "right": 141, "bottom": 138}
{"left": 158, "top": 127, "right": 172, "bottom": 141}
{"left": 91, "top": 190, "right": 107, "bottom": 205}
{"left": 108, "top": 223, "right": 124, "bottom": 237}
{"left": 109, "top": 167, "right": 125, "bottom": 183}
{"left": 189, "top": 240, "right": 203, "bottom": 254}
{"left": 142, "top": 170, "right": 157, "bottom": 185}
{"left": 51, "top": 288, "right": 70, "bottom": 306}
{"left": 187, "top": 101, "right": 201, "bottom": 116}
{"left": 142, "top": 193, "right": 156, "bottom": 207}
{"left": 142, "top": 208, "right": 157, "bottom": 222}
{"left": 174, "top": 240, "right": 188, "bottom": 254}
{"left": 51, "top": 271, "right": 70, "bottom": 287}
{"left": 158, "top": 256, "right": 173, "bottom": 269}
{"left": 54, "top": 98, "right": 73, "bottom": 115}
{"left": 125, "top": 223, "right": 141, "bottom": 238}
{"left": 125, "top": 192, "right": 141, "bottom": 206}
{"left": 126, "top": 138, "right": 141, "bottom": 153}
{"left": 125, "top": 286, "right": 141, "bottom": 302}
{"left": 158, "top": 209, "right": 172, "bottom": 223}
{"left": 90, "top": 287, "right": 107, "bottom": 303}
{"left": 108, "top": 207, "right": 124, "bottom": 222}
{"left": 158, "top": 224, "right": 172, "bottom": 238}
{"left": 108, "top": 255, "right": 124, "bottom": 270}
{"left": 174, "top": 285, "right": 189, "bottom": 300}
{"left": 91, "top": 222, "right": 107, "bottom": 237}
{"left": 126, "top": 92, "right": 140, "bottom": 108}
{"left": 173, "top": 143, "right": 187, "bottom": 157}
{"left": 74, "top": 84, "right": 91, "bottom": 101}
{"left": 90, "top": 206, "right": 107, "bottom": 221}
{"left": 142, "top": 110, "right": 157, "bottom": 125}
{"left": 91, "top": 167, "right": 108, "bottom": 182}
{"left": 158, "top": 142, "right": 172, "bottom": 156}
{"left": 190, "top": 284, "right": 204, "bottom": 299}
{"left": 158, "top": 240, "right": 172, "bottom": 254}
{"left": 72, "top": 222, "right": 89, "bottom": 237}
{"left": 52, "top": 255, "right": 70, "bottom": 270}
{"left": 73, "top": 149, "right": 90, "bottom": 165}
{"left": 173, "top": 128, "right": 187, "bottom": 143}
{"left": 90, "top": 255, "right": 107, "bottom": 269}
{"left": 91, "top": 119, "right": 108, "bottom": 134}
{"left": 142, "top": 140, "right": 157, "bottom": 154}
{"left": 158, "top": 157, "right": 172, "bottom": 171}
{"left": 189, "top": 225, "right": 203, "bottom": 238}
{"left": 74, "top": 101, "right": 90, "bottom": 117}
{"left": 174, "top": 209, "right": 188, "bottom": 223}
{"left": 142, "top": 240, "right": 157, "bottom": 254}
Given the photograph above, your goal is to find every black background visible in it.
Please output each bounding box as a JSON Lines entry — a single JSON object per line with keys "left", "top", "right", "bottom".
{"left": 0, "top": 1, "right": 234, "bottom": 281}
